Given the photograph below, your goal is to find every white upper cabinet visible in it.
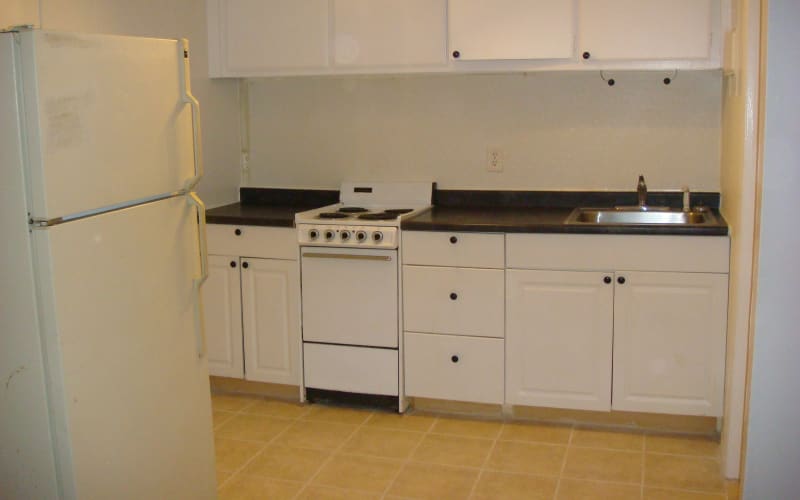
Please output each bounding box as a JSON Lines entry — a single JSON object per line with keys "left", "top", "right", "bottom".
{"left": 208, "top": 0, "right": 329, "bottom": 76}
{"left": 578, "top": 0, "right": 714, "bottom": 61}
{"left": 333, "top": 0, "right": 447, "bottom": 67}
{"left": 207, "top": 0, "right": 722, "bottom": 76}
{"left": 447, "top": 0, "right": 575, "bottom": 61}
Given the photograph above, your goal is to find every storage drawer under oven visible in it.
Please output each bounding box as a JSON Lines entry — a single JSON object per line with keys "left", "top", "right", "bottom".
{"left": 300, "top": 247, "right": 398, "bottom": 348}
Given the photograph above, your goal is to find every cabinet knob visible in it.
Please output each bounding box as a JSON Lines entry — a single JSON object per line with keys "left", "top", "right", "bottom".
{"left": 582, "top": 51, "right": 591, "bottom": 60}
{"left": 451, "top": 355, "right": 459, "bottom": 363}
{"left": 242, "top": 261, "right": 249, "bottom": 269}
{"left": 617, "top": 276, "right": 626, "bottom": 285}
{"left": 230, "top": 261, "right": 237, "bottom": 268}
{"left": 449, "top": 236, "right": 458, "bottom": 244}
{"left": 452, "top": 50, "right": 460, "bottom": 59}
{"left": 603, "top": 276, "right": 612, "bottom": 284}
{"left": 450, "top": 292, "right": 458, "bottom": 300}
{"left": 234, "top": 228, "right": 242, "bottom": 236}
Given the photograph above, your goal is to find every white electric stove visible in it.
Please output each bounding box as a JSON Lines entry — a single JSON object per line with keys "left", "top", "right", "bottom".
{"left": 295, "top": 181, "right": 433, "bottom": 249}
{"left": 296, "top": 182, "right": 433, "bottom": 408}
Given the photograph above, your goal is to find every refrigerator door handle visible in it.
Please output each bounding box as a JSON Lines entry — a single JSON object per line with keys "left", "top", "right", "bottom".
{"left": 187, "top": 192, "right": 208, "bottom": 358}
{"left": 180, "top": 39, "right": 203, "bottom": 192}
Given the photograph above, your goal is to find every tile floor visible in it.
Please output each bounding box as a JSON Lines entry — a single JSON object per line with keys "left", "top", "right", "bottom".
{"left": 211, "top": 393, "right": 739, "bottom": 500}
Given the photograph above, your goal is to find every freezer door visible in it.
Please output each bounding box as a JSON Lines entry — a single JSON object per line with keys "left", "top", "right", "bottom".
{"left": 18, "top": 30, "right": 196, "bottom": 219}
{"left": 31, "top": 195, "right": 215, "bottom": 499}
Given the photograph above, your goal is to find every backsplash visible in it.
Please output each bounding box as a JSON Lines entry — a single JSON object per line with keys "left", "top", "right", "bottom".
{"left": 245, "top": 71, "right": 721, "bottom": 192}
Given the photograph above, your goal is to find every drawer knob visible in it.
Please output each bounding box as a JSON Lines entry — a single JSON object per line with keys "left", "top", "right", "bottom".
{"left": 582, "top": 51, "right": 591, "bottom": 60}
{"left": 451, "top": 355, "right": 459, "bottom": 363}
{"left": 452, "top": 50, "right": 460, "bottom": 59}
{"left": 617, "top": 276, "right": 626, "bottom": 285}
{"left": 230, "top": 261, "right": 237, "bottom": 268}
{"left": 242, "top": 261, "right": 249, "bottom": 269}
{"left": 449, "top": 236, "right": 458, "bottom": 244}
{"left": 234, "top": 228, "right": 242, "bottom": 236}
{"left": 450, "top": 292, "right": 458, "bottom": 300}
{"left": 603, "top": 276, "right": 612, "bottom": 284}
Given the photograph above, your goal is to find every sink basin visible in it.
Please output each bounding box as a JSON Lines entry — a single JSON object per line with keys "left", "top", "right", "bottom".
{"left": 565, "top": 207, "right": 717, "bottom": 226}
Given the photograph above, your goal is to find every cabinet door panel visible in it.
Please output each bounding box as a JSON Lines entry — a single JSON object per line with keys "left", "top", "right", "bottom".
{"left": 221, "top": 0, "right": 329, "bottom": 73}
{"left": 612, "top": 271, "right": 727, "bottom": 416}
{"left": 241, "top": 258, "right": 300, "bottom": 385}
{"left": 506, "top": 270, "right": 613, "bottom": 411}
{"left": 578, "top": 0, "right": 713, "bottom": 60}
{"left": 448, "top": 0, "right": 575, "bottom": 61}
{"left": 204, "top": 255, "right": 244, "bottom": 378}
{"left": 333, "top": 0, "right": 446, "bottom": 67}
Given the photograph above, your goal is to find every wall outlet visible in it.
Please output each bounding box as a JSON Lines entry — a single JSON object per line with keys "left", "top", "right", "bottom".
{"left": 486, "top": 147, "right": 504, "bottom": 172}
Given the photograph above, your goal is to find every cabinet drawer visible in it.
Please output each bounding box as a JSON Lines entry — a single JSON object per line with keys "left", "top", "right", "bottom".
{"left": 403, "top": 266, "right": 504, "bottom": 338}
{"left": 207, "top": 224, "right": 297, "bottom": 260}
{"left": 404, "top": 332, "right": 504, "bottom": 404}
{"left": 402, "top": 231, "right": 504, "bottom": 268}
{"left": 304, "top": 343, "right": 398, "bottom": 396}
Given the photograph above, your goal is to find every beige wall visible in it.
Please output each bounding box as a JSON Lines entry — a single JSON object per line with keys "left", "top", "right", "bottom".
{"left": 246, "top": 71, "right": 722, "bottom": 192}
{"left": 31, "top": 0, "right": 241, "bottom": 207}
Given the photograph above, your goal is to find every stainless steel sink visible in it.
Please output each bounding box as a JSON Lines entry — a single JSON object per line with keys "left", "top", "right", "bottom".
{"left": 565, "top": 207, "right": 718, "bottom": 226}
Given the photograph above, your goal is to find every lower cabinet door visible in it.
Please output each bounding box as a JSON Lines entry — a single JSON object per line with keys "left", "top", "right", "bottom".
{"left": 404, "top": 332, "right": 504, "bottom": 404}
{"left": 506, "top": 270, "right": 614, "bottom": 411}
{"left": 612, "top": 271, "right": 728, "bottom": 416}
{"left": 204, "top": 255, "right": 244, "bottom": 378}
{"left": 241, "top": 257, "right": 300, "bottom": 385}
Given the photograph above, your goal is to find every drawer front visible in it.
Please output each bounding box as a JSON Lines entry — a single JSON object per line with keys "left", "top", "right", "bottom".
{"left": 403, "top": 266, "right": 504, "bottom": 338}
{"left": 404, "top": 332, "right": 504, "bottom": 404}
{"left": 207, "top": 224, "right": 297, "bottom": 260}
{"left": 303, "top": 343, "right": 398, "bottom": 396}
{"left": 402, "top": 231, "right": 504, "bottom": 268}
{"left": 506, "top": 234, "right": 730, "bottom": 273}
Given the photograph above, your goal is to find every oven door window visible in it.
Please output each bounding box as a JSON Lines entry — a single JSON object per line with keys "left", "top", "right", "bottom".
{"left": 301, "top": 247, "right": 398, "bottom": 348}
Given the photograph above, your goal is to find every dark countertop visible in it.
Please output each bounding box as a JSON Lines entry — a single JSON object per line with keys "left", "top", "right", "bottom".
{"left": 401, "top": 206, "right": 729, "bottom": 236}
{"left": 205, "top": 187, "right": 339, "bottom": 227}
{"left": 206, "top": 188, "right": 729, "bottom": 236}
{"left": 206, "top": 202, "right": 320, "bottom": 227}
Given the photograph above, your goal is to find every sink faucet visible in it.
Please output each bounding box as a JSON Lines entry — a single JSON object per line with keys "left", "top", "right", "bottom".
{"left": 637, "top": 175, "right": 647, "bottom": 208}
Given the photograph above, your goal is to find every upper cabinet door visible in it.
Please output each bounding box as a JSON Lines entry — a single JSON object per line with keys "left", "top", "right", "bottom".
{"left": 578, "top": 0, "right": 713, "bottom": 61}
{"left": 210, "top": 0, "right": 329, "bottom": 75}
{"left": 447, "top": 0, "right": 575, "bottom": 61}
{"left": 333, "top": 0, "right": 447, "bottom": 67}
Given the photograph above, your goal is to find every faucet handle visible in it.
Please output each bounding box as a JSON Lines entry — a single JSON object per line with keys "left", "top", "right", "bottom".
{"left": 682, "top": 185, "right": 691, "bottom": 212}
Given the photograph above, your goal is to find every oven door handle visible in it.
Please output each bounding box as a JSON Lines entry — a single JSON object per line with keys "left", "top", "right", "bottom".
{"left": 302, "top": 252, "right": 392, "bottom": 262}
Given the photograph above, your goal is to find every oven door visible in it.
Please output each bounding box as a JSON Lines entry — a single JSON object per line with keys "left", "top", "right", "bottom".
{"left": 301, "top": 247, "right": 398, "bottom": 348}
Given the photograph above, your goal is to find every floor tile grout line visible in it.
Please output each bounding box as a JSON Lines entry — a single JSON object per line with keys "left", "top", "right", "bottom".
{"left": 291, "top": 409, "right": 377, "bottom": 500}
{"left": 378, "top": 415, "right": 440, "bottom": 500}
{"left": 215, "top": 396, "right": 309, "bottom": 492}
{"left": 552, "top": 424, "right": 575, "bottom": 500}
{"left": 464, "top": 418, "right": 505, "bottom": 499}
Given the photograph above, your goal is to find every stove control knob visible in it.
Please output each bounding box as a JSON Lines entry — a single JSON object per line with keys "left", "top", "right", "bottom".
{"left": 324, "top": 230, "right": 335, "bottom": 241}
{"left": 308, "top": 229, "right": 319, "bottom": 240}
{"left": 340, "top": 230, "right": 351, "bottom": 241}
{"left": 372, "top": 231, "right": 384, "bottom": 243}
{"left": 355, "top": 231, "right": 367, "bottom": 242}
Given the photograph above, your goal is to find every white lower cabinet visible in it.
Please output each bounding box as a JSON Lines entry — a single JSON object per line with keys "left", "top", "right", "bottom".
{"left": 203, "top": 225, "right": 300, "bottom": 385}
{"left": 405, "top": 332, "right": 504, "bottom": 404}
{"left": 506, "top": 270, "right": 614, "bottom": 411}
{"left": 241, "top": 258, "right": 300, "bottom": 385}
{"left": 204, "top": 255, "right": 244, "bottom": 378}
{"left": 612, "top": 271, "right": 728, "bottom": 416}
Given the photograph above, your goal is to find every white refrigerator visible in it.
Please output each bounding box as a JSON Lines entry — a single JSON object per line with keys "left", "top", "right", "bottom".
{"left": 0, "top": 30, "right": 216, "bottom": 499}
